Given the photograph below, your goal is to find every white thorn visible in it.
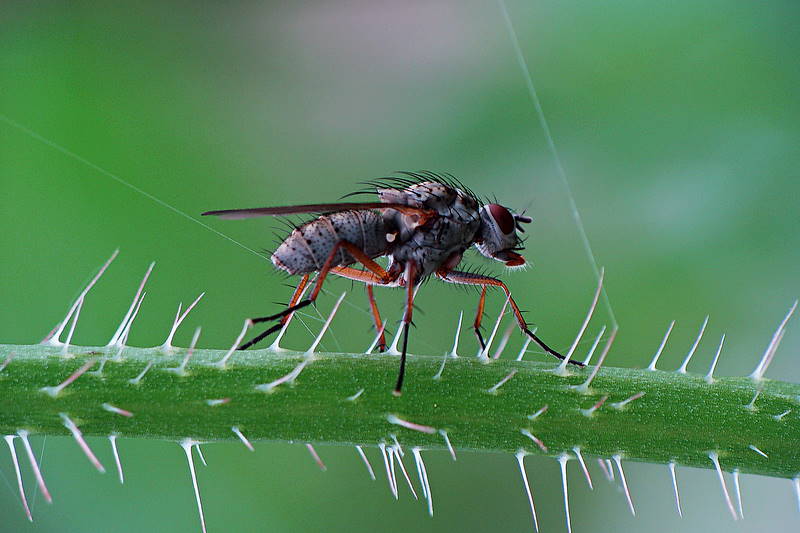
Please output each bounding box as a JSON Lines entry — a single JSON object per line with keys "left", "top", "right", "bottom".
{"left": 748, "top": 444, "right": 768, "bottom": 458}
{"left": 379, "top": 443, "right": 397, "bottom": 498}
{"left": 677, "top": 316, "right": 708, "bottom": 374}
{"left": 449, "top": 311, "right": 463, "bottom": 358}
{"left": 793, "top": 477, "right": 800, "bottom": 513}
{"left": 45, "top": 249, "right": 119, "bottom": 347}
{"left": 365, "top": 320, "right": 387, "bottom": 355}
{"left": 88, "top": 357, "right": 108, "bottom": 378}
{"left": 705, "top": 334, "right": 726, "bottom": 383}
{"left": 231, "top": 427, "right": 254, "bottom": 452}
{"left": 390, "top": 434, "right": 404, "bottom": 456}
{"left": 611, "top": 392, "right": 645, "bottom": 410}
{"left": 269, "top": 282, "right": 312, "bottom": 353}
{"left": 5, "top": 436, "right": 32, "bottom": 521}
{"left": 573, "top": 447, "right": 593, "bottom": 489}
{"left": 668, "top": 461, "right": 682, "bottom": 517}
{"left": 194, "top": 444, "right": 207, "bottom": 467}
{"left": 116, "top": 292, "right": 146, "bottom": 354}
{"left": 612, "top": 455, "right": 635, "bottom": 516}
{"left": 346, "top": 388, "right": 365, "bottom": 402}
{"left": 0, "top": 350, "right": 15, "bottom": 373}
{"left": 101, "top": 403, "right": 134, "bottom": 417}
{"left": 709, "top": 452, "right": 738, "bottom": 520}
{"left": 433, "top": 351, "right": 449, "bottom": 381}
{"left": 487, "top": 369, "right": 518, "bottom": 394}
{"left": 733, "top": 469, "right": 744, "bottom": 519}
{"left": 582, "top": 325, "right": 606, "bottom": 366}
{"left": 60, "top": 413, "right": 105, "bottom": 473}
{"left": 516, "top": 452, "right": 538, "bottom": 532}
{"left": 40, "top": 358, "right": 96, "bottom": 398}
{"left": 306, "top": 292, "right": 346, "bottom": 355}
{"left": 392, "top": 446, "right": 418, "bottom": 499}
{"left": 605, "top": 459, "right": 615, "bottom": 480}
{"left": 751, "top": 300, "right": 798, "bottom": 380}
{"left": 516, "top": 336, "right": 533, "bottom": 362}
{"left": 413, "top": 448, "right": 433, "bottom": 517}
{"left": 558, "top": 267, "right": 605, "bottom": 374}
{"left": 387, "top": 446, "right": 399, "bottom": 499}
{"left": 412, "top": 447, "right": 428, "bottom": 499}
{"left": 355, "top": 446, "right": 375, "bottom": 480}
{"left": 108, "top": 262, "right": 155, "bottom": 346}
{"left": 774, "top": 409, "right": 792, "bottom": 422}
{"left": 558, "top": 454, "right": 572, "bottom": 533}
{"left": 527, "top": 404, "right": 548, "bottom": 421}
{"left": 492, "top": 322, "right": 516, "bottom": 360}
{"left": 597, "top": 458, "right": 614, "bottom": 481}
{"left": 180, "top": 439, "right": 206, "bottom": 533}
{"left": 480, "top": 297, "right": 510, "bottom": 360}
{"left": 647, "top": 320, "right": 676, "bottom": 371}
{"left": 745, "top": 389, "right": 761, "bottom": 411}
{"left": 161, "top": 292, "right": 205, "bottom": 353}
{"left": 205, "top": 398, "right": 230, "bottom": 407}
{"left": 386, "top": 414, "right": 436, "bottom": 434}
{"left": 109, "top": 435, "right": 124, "bottom": 484}
{"left": 574, "top": 326, "right": 617, "bottom": 394}
{"left": 215, "top": 320, "right": 253, "bottom": 369}
{"left": 129, "top": 361, "right": 153, "bottom": 385}
{"left": 17, "top": 430, "right": 51, "bottom": 503}
{"left": 166, "top": 326, "right": 201, "bottom": 376}
{"left": 60, "top": 296, "right": 85, "bottom": 356}
{"left": 386, "top": 315, "right": 404, "bottom": 356}
{"left": 439, "top": 430, "right": 457, "bottom": 461}
{"left": 255, "top": 358, "right": 311, "bottom": 393}
{"left": 520, "top": 429, "right": 548, "bottom": 452}
{"left": 580, "top": 395, "right": 608, "bottom": 417}
{"left": 305, "top": 443, "right": 326, "bottom": 471}
{"left": 435, "top": 312, "right": 464, "bottom": 378}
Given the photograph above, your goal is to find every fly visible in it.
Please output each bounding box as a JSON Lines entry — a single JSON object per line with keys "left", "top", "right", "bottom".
{"left": 203, "top": 171, "right": 583, "bottom": 394}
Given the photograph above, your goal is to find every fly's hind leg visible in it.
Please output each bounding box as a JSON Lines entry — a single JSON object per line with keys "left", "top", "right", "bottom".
{"left": 436, "top": 269, "right": 584, "bottom": 367}
{"left": 239, "top": 274, "right": 310, "bottom": 350}
{"left": 241, "top": 241, "right": 395, "bottom": 350}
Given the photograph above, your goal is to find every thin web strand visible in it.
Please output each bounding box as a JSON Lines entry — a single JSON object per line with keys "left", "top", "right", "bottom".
{"left": 0, "top": 113, "right": 264, "bottom": 260}
{"left": 496, "top": 0, "right": 617, "bottom": 328}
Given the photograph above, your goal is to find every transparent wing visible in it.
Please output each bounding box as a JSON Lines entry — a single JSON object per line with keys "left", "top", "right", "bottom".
{"left": 202, "top": 202, "right": 433, "bottom": 220}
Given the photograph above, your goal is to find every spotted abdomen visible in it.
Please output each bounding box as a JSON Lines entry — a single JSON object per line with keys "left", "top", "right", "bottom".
{"left": 271, "top": 210, "right": 387, "bottom": 274}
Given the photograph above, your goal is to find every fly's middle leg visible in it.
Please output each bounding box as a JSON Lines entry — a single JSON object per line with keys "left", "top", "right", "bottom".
{"left": 366, "top": 285, "right": 387, "bottom": 352}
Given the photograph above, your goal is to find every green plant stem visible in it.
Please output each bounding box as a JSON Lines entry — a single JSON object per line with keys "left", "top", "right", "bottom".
{"left": 1, "top": 344, "right": 798, "bottom": 479}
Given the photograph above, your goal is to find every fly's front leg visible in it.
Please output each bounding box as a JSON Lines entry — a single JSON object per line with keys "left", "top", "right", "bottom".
{"left": 436, "top": 269, "right": 584, "bottom": 367}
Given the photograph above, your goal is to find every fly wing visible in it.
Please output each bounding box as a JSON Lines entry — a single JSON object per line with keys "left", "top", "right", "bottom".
{"left": 203, "top": 202, "right": 434, "bottom": 220}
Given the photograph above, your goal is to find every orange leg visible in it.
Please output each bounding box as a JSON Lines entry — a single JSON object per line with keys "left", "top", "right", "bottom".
{"left": 365, "top": 285, "right": 387, "bottom": 352}
{"left": 251, "top": 240, "right": 394, "bottom": 326}
{"left": 436, "top": 269, "right": 583, "bottom": 366}
{"left": 280, "top": 274, "right": 310, "bottom": 326}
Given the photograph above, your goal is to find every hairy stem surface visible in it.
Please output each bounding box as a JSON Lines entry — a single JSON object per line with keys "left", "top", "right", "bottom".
{"left": 1, "top": 344, "right": 798, "bottom": 479}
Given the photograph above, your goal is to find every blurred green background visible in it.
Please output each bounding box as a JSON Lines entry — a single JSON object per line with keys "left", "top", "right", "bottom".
{"left": 1, "top": 1, "right": 799, "bottom": 532}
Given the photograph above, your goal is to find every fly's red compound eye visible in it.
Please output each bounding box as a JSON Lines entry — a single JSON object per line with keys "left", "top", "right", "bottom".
{"left": 487, "top": 204, "right": 515, "bottom": 234}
